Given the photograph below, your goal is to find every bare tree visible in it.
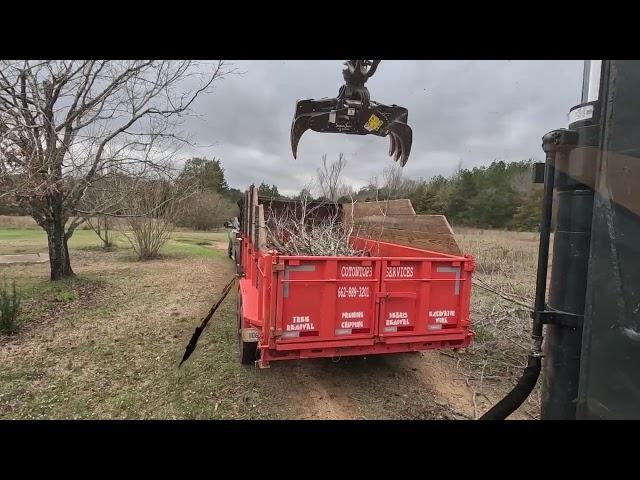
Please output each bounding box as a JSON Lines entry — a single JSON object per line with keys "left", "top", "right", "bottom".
{"left": 118, "top": 176, "right": 187, "bottom": 260}
{"left": 86, "top": 214, "right": 115, "bottom": 250}
{"left": 79, "top": 174, "right": 126, "bottom": 249}
{"left": 382, "top": 164, "right": 403, "bottom": 196}
{"left": 0, "top": 60, "right": 231, "bottom": 280}
{"left": 373, "top": 164, "right": 421, "bottom": 200}
{"left": 317, "top": 153, "right": 347, "bottom": 201}
{"left": 178, "top": 191, "right": 237, "bottom": 231}
{"left": 336, "top": 183, "right": 355, "bottom": 200}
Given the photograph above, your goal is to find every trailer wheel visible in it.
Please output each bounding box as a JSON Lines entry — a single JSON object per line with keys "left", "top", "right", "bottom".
{"left": 237, "top": 288, "right": 257, "bottom": 365}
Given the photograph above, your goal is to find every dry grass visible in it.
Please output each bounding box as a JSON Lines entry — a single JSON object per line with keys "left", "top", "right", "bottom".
{"left": 0, "top": 215, "right": 102, "bottom": 230}
{"left": 453, "top": 227, "right": 543, "bottom": 419}
{"left": 0, "top": 239, "right": 292, "bottom": 419}
{"left": 0, "top": 216, "right": 38, "bottom": 228}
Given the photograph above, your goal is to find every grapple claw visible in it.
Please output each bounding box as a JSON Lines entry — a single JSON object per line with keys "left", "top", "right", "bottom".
{"left": 290, "top": 61, "right": 413, "bottom": 165}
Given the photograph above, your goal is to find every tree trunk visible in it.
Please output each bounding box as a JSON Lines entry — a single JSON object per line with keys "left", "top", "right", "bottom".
{"left": 102, "top": 216, "right": 112, "bottom": 249}
{"left": 46, "top": 207, "right": 75, "bottom": 281}
{"left": 47, "top": 227, "right": 74, "bottom": 281}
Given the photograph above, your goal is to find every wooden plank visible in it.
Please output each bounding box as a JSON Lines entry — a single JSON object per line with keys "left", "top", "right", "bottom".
{"left": 248, "top": 186, "right": 253, "bottom": 244}
{"left": 243, "top": 190, "right": 250, "bottom": 235}
{"left": 343, "top": 199, "right": 416, "bottom": 219}
{"left": 352, "top": 214, "right": 454, "bottom": 234}
{"left": 256, "top": 204, "right": 267, "bottom": 251}
{"left": 245, "top": 188, "right": 252, "bottom": 238}
{"left": 251, "top": 186, "right": 259, "bottom": 246}
{"left": 251, "top": 185, "right": 259, "bottom": 206}
{"left": 353, "top": 224, "right": 462, "bottom": 255}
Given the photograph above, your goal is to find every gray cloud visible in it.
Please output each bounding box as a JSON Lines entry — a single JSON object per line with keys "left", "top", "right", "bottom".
{"left": 181, "top": 60, "right": 583, "bottom": 196}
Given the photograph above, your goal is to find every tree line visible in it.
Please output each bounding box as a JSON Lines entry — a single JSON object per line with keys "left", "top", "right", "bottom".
{"left": 362, "top": 159, "right": 544, "bottom": 231}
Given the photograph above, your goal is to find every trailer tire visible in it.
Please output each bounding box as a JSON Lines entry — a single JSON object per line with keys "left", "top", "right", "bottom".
{"left": 237, "top": 288, "right": 257, "bottom": 365}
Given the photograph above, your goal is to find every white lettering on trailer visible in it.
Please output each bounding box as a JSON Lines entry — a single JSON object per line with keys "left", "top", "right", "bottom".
{"left": 286, "top": 323, "right": 316, "bottom": 331}
{"left": 340, "top": 266, "right": 373, "bottom": 278}
{"left": 386, "top": 266, "right": 414, "bottom": 278}
{"left": 428, "top": 310, "right": 456, "bottom": 317}
{"left": 428, "top": 309, "right": 456, "bottom": 324}
{"left": 386, "top": 319, "right": 411, "bottom": 326}
{"left": 337, "top": 286, "right": 370, "bottom": 298}
{"left": 287, "top": 315, "right": 315, "bottom": 331}
{"left": 341, "top": 320, "right": 364, "bottom": 329}
{"left": 386, "top": 311, "right": 410, "bottom": 326}
{"left": 340, "top": 311, "right": 364, "bottom": 329}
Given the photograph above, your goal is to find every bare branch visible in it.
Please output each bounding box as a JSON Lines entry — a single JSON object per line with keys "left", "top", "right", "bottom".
{"left": 317, "top": 152, "right": 347, "bottom": 202}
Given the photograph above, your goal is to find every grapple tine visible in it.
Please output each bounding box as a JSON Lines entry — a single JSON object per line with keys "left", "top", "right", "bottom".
{"left": 290, "top": 114, "right": 311, "bottom": 159}
{"left": 388, "top": 132, "right": 397, "bottom": 157}
{"left": 392, "top": 132, "right": 403, "bottom": 163}
{"left": 388, "top": 121, "right": 412, "bottom": 166}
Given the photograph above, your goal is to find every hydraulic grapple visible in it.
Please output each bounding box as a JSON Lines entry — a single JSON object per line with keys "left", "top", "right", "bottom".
{"left": 290, "top": 60, "right": 413, "bottom": 166}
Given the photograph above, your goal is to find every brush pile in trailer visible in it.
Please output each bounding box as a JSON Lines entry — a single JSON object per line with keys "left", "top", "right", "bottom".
{"left": 263, "top": 198, "right": 366, "bottom": 257}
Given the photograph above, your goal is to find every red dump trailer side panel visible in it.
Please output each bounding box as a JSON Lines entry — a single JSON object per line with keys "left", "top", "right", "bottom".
{"left": 238, "top": 235, "right": 474, "bottom": 367}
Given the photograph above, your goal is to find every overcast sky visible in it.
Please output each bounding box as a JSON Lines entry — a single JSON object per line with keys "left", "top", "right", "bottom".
{"left": 182, "top": 60, "right": 584, "bottom": 196}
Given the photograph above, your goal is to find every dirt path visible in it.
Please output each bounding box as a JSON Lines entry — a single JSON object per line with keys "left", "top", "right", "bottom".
{"left": 277, "top": 352, "right": 482, "bottom": 420}
{"left": 286, "top": 363, "right": 356, "bottom": 419}
{"left": 271, "top": 348, "right": 527, "bottom": 420}
{"left": 0, "top": 253, "right": 49, "bottom": 265}
{"left": 399, "top": 351, "right": 477, "bottom": 418}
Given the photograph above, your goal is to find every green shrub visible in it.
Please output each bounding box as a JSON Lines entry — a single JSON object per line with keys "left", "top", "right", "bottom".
{"left": 0, "top": 280, "right": 22, "bottom": 335}
{"left": 54, "top": 291, "right": 76, "bottom": 302}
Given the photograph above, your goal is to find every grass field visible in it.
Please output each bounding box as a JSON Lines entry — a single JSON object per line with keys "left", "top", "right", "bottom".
{"left": 0, "top": 218, "right": 540, "bottom": 419}
{"left": 0, "top": 226, "right": 228, "bottom": 259}
{"left": 0, "top": 225, "right": 289, "bottom": 419}
{"left": 454, "top": 227, "right": 541, "bottom": 418}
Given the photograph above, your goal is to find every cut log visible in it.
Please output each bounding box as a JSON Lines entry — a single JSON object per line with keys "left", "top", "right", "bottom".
{"left": 256, "top": 204, "right": 267, "bottom": 251}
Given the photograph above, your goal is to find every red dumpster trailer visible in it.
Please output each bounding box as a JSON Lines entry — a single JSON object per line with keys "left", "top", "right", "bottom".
{"left": 235, "top": 188, "right": 475, "bottom": 368}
